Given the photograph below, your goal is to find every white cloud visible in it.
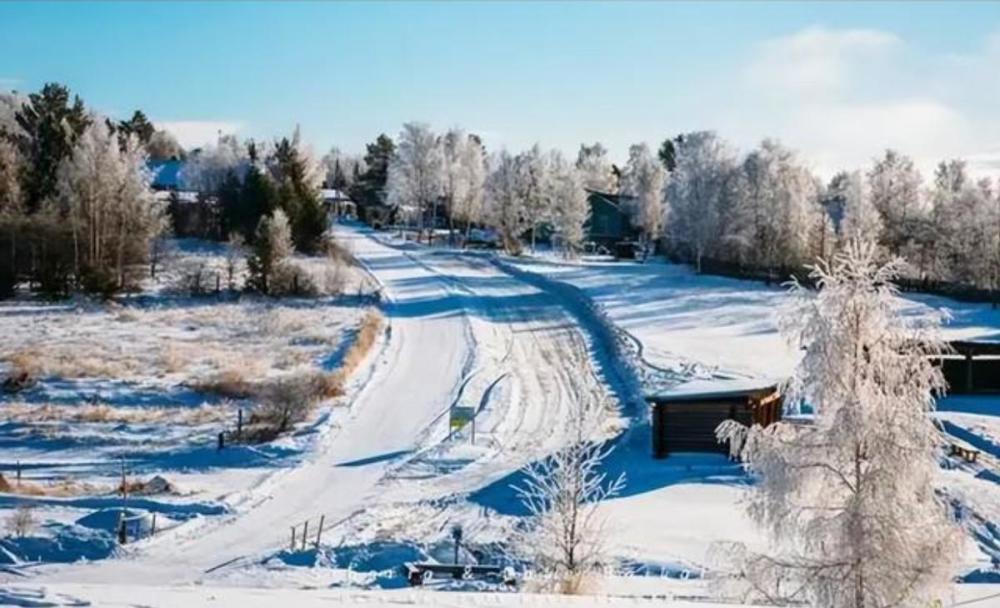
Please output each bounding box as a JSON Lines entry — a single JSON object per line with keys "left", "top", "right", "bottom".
{"left": 727, "top": 26, "right": 1000, "bottom": 179}
{"left": 745, "top": 27, "right": 901, "bottom": 100}
{"left": 155, "top": 120, "right": 243, "bottom": 150}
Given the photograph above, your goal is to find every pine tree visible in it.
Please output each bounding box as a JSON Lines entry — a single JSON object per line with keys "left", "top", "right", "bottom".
{"left": 117, "top": 110, "right": 155, "bottom": 148}
{"left": 14, "top": 83, "right": 90, "bottom": 212}
{"left": 350, "top": 133, "right": 395, "bottom": 209}
{"left": 268, "top": 129, "right": 326, "bottom": 253}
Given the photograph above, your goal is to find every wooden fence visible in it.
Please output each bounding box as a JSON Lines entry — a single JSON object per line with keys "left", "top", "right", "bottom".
{"left": 691, "top": 257, "right": 1000, "bottom": 306}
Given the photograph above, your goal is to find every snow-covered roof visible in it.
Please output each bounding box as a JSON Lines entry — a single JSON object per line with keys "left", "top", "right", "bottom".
{"left": 646, "top": 377, "right": 782, "bottom": 403}
{"left": 321, "top": 188, "right": 353, "bottom": 202}
{"left": 148, "top": 159, "right": 184, "bottom": 189}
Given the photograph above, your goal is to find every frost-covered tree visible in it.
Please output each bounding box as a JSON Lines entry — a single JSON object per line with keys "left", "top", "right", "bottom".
{"left": 619, "top": 143, "right": 667, "bottom": 246}
{"left": 441, "top": 129, "right": 486, "bottom": 242}
{"left": 513, "top": 372, "right": 625, "bottom": 594}
{"left": 547, "top": 150, "right": 589, "bottom": 257}
{"left": 665, "top": 132, "right": 738, "bottom": 270}
{"left": 516, "top": 144, "right": 550, "bottom": 252}
{"left": 183, "top": 134, "right": 249, "bottom": 194}
{"left": 320, "top": 147, "right": 365, "bottom": 191}
{"left": 56, "top": 119, "right": 165, "bottom": 293}
{"left": 734, "top": 140, "right": 820, "bottom": 269}
{"left": 146, "top": 129, "right": 184, "bottom": 161}
{"left": 484, "top": 150, "right": 526, "bottom": 254}
{"left": 386, "top": 122, "right": 444, "bottom": 234}
{"left": 833, "top": 170, "right": 883, "bottom": 252}
{"left": 0, "top": 138, "right": 24, "bottom": 290}
{"left": 867, "top": 150, "right": 923, "bottom": 257}
{"left": 247, "top": 209, "right": 293, "bottom": 294}
{"left": 575, "top": 142, "right": 616, "bottom": 193}
{"left": 717, "top": 243, "right": 962, "bottom": 608}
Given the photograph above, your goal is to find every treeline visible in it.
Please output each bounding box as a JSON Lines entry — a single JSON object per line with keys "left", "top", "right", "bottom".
{"left": 339, "top": 123, "right": 998, "bottom": 290}
{"left": 0, "top": 84, "right": 178, "bottom": 297}
{"left": 661, "top": 133, "right": 1000, "bottom": 291}
{"left": 183, "top": 128, "right": 328, "bottom": 255}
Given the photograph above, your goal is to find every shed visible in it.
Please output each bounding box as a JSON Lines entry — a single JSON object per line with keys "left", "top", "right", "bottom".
{"left": 321, "top": 188, "right": 357, "bottom": 219}
{"left": 646, "top": 379, "right": 782, "bottom": 458}
{"left": 938, "top": 340, "right": 1000, "bottom": 394}
{"left": 584, "top": 190, "right": 636, "bottom": 248}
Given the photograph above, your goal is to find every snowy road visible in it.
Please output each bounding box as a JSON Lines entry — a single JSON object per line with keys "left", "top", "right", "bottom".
{"left": 28, "top": 225, "right": 614, "bottom": 587}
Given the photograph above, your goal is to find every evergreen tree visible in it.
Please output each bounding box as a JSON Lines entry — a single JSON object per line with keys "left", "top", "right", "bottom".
{"left": 268, "top": 131, "right": 326, "bottom": 253}
{"left": 14, "top": 83, "right": 90, "bottom": 212}
{"left": 658, "top": 137, "right": 679, "bottom": 172}
{"left": 350, "top": 133, "right": 395, "bottom": 208}
{"left": 117, "top": 110, "right": 155, "bottom": 148}
{"left": 247, "top": 209, "right": 293, "bottom": 294}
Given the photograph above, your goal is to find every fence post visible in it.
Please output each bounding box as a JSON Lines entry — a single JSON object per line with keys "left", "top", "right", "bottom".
{"left": 237, "top": 408, "right": 243, "bottom": 442}
{"left": 291, "top": 526, "right": 296, "bottom": 551}
{"left": 15, "top": 460, "right": 20, "bottom": 487}
{"left": 301, "top": 520, "right": 309, "bottom": 551}
{"left": 151, "top": 512, "right": 157, "bottom": 537}
{"left": 315, "top": 515, "right": 325, "bottom": 549}
{"left": 293, "top": 273, "right": 299, "bottom": 295}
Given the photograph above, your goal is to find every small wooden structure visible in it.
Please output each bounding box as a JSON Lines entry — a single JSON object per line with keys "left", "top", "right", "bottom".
{"left": 647, "top": 380, "right": 782, "bottom": 459}
{"left": 939, "top": 340, "right": 1000, "bottom": 394}
{"left": 405, "top": 562, "right": 514, "bottom": 586}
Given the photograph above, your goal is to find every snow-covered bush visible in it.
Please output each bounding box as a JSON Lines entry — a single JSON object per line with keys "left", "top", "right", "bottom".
{"left": 6, "top": 504, "right": 37, "bottom": 538}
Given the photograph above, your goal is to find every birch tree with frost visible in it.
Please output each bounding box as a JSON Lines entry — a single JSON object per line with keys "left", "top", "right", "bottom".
{"left": 547, "top": 150, "right": 589, "bottom": 257}
{"left": 485, "top": 150, "right": 526, "bottom": 254}
{"left": 619, "top": 143, "right": 666, "bottom": 245}
{"left": 716, "top": 242, "right": 962, "bottom": 608}
{"left": 386, "top": 122, "right": 444, "bottom": 234}
{"left": 576, "top": 142, "right": 616, "bottom": 193}
{"left": 513, "top": 371, "right": 625, "bottom": 594}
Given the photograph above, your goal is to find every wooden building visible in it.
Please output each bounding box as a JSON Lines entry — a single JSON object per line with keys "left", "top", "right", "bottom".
{"left": 584, "top": 190, "right": 636, "bottom": 248}
{"left": 939, "top": 340, "right": 1000, "bottom": 394}
{"left": 647, "top": 380, "right": 782, "bottom": 458}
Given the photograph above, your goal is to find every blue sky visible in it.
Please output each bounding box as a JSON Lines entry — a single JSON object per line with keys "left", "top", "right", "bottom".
{"left": 1, "top": 1, "right": 998, "bottom": 176}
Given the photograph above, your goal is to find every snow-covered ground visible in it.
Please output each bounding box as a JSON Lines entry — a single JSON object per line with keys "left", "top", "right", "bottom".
{"left": 0, "top": 239, "right": 375, "bottom": 568}
{"left": 4, "top": 228, "right": 999, "bottom": 605}
{"left": 503, "top": 252, "right": 1000, "bottom": 584}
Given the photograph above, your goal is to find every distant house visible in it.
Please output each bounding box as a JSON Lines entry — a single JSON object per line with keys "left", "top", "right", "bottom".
{"left": 646, "top": 378, "right": 783, "bottom": 458}
{"left": 584, "top": 190, "right": 636, "bottom": 248}
{"left": 321, "top": 188, "right": 357, "bottom": 219}
{"left": 938, "top": 340, "right": 1000, "bottom": 394}
{"left": 147, "top": 160, "right": 217, "bottom": 239}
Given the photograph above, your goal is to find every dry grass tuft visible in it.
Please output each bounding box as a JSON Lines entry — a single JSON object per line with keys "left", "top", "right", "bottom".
{"left": 190, "top": 368, "right": 253, "bottom": 399}
{"left": 343, "top": 309, "right": 383, "bottom": 375}
{"left": 0, "top": 474, "right": 104, "bottom": 497}
{"left": 0, "top": 401, "right": 234, "bottom": 426}
{"left": 6, "top": 349, "right": 43, "bottom": 379}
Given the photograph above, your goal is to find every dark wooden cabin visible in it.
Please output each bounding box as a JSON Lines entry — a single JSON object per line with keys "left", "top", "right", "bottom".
{"left": 647, "top": 381, "right": 782, "bottom": 459}
{"left": 939, "top": 340, "right": 1000, "bottom": 394}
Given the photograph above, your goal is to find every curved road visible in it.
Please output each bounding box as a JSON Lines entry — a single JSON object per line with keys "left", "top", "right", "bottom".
{"left": 34, "top": 225, "right": 609, "bottom": 587}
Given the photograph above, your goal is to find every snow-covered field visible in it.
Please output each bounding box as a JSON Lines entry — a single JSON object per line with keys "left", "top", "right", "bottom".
{"left": 0, "top": 239, "right": 375, "bottom": 568}
{"left": 504, "top": 252, "right": 1000, "bottom": 585}
{"left": 3, "top": 227, "right": 1000, "bottom": 605}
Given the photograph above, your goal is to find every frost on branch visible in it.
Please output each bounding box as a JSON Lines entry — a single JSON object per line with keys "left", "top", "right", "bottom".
{"left": 716, "top": 242, "right": 962, "bottom": 608}
{"left": 511, "top": 372, "right": 625, "bottom": 594}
